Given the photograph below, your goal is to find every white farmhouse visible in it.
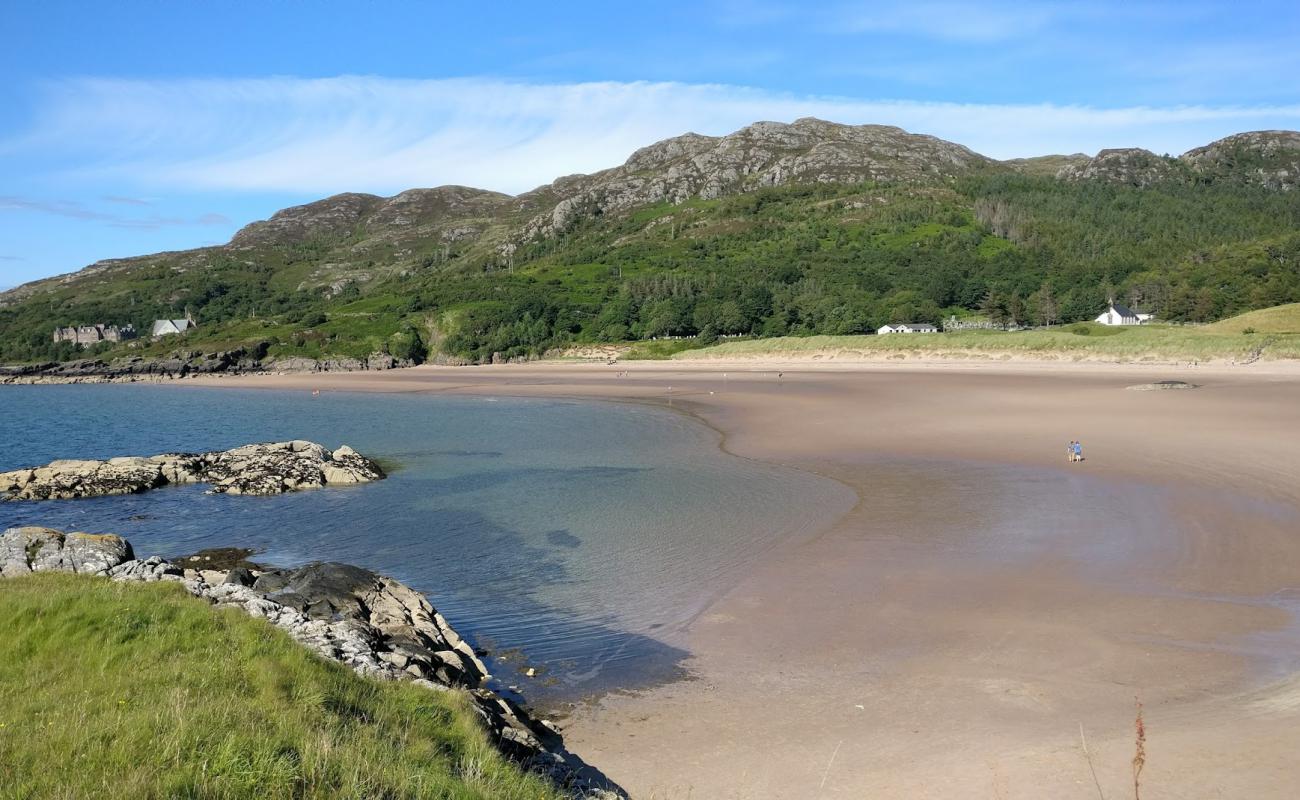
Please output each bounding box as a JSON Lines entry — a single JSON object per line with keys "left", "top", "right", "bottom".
{"left": 878, "top": 323, "right": 939, "bottom": 335}
{"left": 1094, "top": 303, "right": 1141, "bottom": 326}
{"left": 151, "top": 318, "right": 195, "bottom": 337}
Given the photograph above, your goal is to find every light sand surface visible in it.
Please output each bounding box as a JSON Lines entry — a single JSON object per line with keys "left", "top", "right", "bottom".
{"left": 190, "top": 361, "right": 1300, "bottom": 798}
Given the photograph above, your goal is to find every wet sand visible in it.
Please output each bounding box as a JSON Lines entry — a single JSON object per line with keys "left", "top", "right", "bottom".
{"left": 191, "top": 360, "right": 1300, "bottom": 798}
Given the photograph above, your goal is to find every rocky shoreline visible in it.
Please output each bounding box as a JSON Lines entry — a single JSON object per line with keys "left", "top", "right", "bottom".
{"left": 1, "top": 440, "right": 385, "bottom": 500}
{"left": 0, "top": 527, "right": 622, "bottom": 798}
{"left": 0, "top": 346, "right": 421, "bottom": 385}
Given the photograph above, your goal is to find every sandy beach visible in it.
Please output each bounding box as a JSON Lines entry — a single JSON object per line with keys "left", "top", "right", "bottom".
{"left": 191, "top": 359, "right": 1300, "bottom": 799}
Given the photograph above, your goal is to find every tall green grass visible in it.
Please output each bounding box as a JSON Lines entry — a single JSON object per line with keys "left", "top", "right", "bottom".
{"left": 0, "top": 573, "right": 562, "bottom": 800}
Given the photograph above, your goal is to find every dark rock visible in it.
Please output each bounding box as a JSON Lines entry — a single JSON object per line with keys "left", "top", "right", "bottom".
{"left": 252, "top": 570, "right": 290, "bottom": 593}
{"left": 179, "top": 547, "right": 263, "bottom": 571}
{"left": 223, "top": 566, "right": 256, "bottom": 586}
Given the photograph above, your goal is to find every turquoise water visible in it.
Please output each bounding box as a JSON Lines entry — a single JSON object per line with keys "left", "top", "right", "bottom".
{"left": 0, "top": 385, "right": 852, "bottom": 704}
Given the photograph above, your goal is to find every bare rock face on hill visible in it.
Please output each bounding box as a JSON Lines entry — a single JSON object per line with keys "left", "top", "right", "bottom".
{"left": 0, "top": 527, "right": 622, "bottom": 798}
{"left": 1181, "top": 130, "right": 1300, "bottom": 191}
{"left": 517, "top": 117, "right": 996, "bottom": 237}
{"left": 0, "top": 441, "right": 384, "bottom": 500}
{"left": 1056, "top": 148, "right": 1178, "bottom": 187}
{"left": 1056, "top": 131, "right": 1300, "bottom": 190}
{"left": 229, "top": 186, "right": 512, "bottom": 249}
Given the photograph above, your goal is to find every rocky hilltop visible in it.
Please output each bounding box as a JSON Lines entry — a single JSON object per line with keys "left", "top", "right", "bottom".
{"left": 0, "top": 527, "right": 620, "bottom": 797}
{"left": 514, "top": 118, "right": 997, "bottom": 237}
{"left": 1057, "top": 130, "right": 1300, "bottom": 190}
{"left": 1055, "top": 147, "right": 1177, "bottom": 187}
{"left": 1, "top": 441, "right": 384, "bottom": 500}
{"left": 1181, "top": 130, "right": 1300, "bottom": 190}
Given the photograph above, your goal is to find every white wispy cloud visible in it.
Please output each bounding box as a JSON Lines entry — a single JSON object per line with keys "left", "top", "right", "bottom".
{"left": 0, "top": 195, "right": 231, "bottom": 230}
{"left": 6, "top": 76, "right": 1300, "bottom": 196}
{"left": 102, "top": 194, "right": 153, "bottom": 206}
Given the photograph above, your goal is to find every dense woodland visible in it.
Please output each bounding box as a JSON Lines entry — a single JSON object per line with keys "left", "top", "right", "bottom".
{"left": 2, "top": 173, "right": 1299, "bottom": 364}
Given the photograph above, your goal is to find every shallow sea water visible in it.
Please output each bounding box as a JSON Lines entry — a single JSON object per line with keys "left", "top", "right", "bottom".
{"left": 0, "top": 384, "right": 854, "bottom": 703}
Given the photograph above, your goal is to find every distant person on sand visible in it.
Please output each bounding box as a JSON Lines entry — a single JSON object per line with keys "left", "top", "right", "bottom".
{"left": 1073, "top": 440, "right": 1083, "bottom": 462}
{"left": 1067, "top": 440, "right": 1076, "bottom": 463}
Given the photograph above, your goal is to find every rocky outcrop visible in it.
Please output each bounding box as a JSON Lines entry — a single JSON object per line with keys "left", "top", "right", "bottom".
{"left": 1181, "top": 130, "right": 1300, "bottom": 191}
{"left": 0, "top": 527, "right": 619, "bottom": 798}
{"left": 229, "top": 187, "right": 510, "bottom": 249}
{"left": 1, "top": 441, "right": 385, "bottom": 500}
{"left": 0, "top": 527, "right": 134, "bottom": 577}
{"left": 1055, "top": 131, "right": 1300, "bottom": 191}
{"left": 1056, "top": 148, "right": 1179, "bottom": 187}
{"left": 516, "top": 117, "right": 997, "bottom": 237}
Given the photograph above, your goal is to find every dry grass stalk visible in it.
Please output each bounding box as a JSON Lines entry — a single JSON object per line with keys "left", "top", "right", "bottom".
{"left": 1132, "top": 697, "right": 1146, "bottom": 800}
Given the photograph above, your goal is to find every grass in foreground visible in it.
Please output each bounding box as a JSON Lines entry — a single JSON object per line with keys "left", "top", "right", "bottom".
{"left": 673, "top": 321, "right": 1300, "bottom": 363}
{"left": 0, "top": 573, "right": 562, "bottom": 800}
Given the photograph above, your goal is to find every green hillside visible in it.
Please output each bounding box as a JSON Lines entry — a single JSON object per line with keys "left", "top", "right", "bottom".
{"left": 1204, "top": 302, "right": 1300, "bottom": 334}
{"left": 2, "top": 123, "right": 1298, "bottom": 365}
{"left": 0, "top": 572, "right": 561, "bottom": 800}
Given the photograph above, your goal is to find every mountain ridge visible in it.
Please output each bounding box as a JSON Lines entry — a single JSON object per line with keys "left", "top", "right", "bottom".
{"left": 5, "top": 121, "right": 1297, "bottom": 305}
{"left": 2, "top": 120, "right": 1298, "bottom": 365}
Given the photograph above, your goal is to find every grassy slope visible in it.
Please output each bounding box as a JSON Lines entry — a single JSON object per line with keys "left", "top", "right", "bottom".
{"left": 673, "top": 321, "right": 1300, "bottom": 362}
{"left": 0, "top": 573, "right": 561, "bottom": 800}
{"left": 1204, "top": 302, "right": 1300, "bottom": 334}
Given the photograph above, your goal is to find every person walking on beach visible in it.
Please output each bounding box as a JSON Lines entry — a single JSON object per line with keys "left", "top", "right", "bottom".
{"left": 1073, "top": 440, "right": 1083, "bottom": 463}
{"left": 1067, "top": 440, "right": 1076, "bottom": 463}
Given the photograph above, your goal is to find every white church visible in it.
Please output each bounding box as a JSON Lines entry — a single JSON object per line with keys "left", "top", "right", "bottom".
{"left": 1094, "top": 302, "right": 1154, "bottom": 326}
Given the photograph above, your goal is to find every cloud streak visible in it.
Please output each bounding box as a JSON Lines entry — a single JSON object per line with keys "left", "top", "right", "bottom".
{"left": 6, "top": 76, "right": 1300, "bottom": 196}
{"left": 0, "top": 195, "right": 232, "bottom": 230}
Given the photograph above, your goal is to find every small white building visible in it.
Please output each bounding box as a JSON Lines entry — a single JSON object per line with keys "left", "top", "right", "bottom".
{"left": 878, "top": 322, "right": 939, "bottom": 335}
{"left": 1094, "top": 303, "right": 1141, "bottom": 326}
{"left": 151, "top": 318, "right": 195, "bottom": 337}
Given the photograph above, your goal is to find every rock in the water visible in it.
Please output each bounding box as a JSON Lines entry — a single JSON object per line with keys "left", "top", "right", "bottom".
{"left": 1, "top": 441, "right": 386, "bottom": 501}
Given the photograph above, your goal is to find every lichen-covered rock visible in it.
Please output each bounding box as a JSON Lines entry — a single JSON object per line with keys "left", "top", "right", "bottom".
{"left": 107, "top": 555, "right": 184, "bottom": 582}
{"left": 0, "top": 458, "right": 166, "bottom": 500}
{"left": 0, "top": 527, "right": 133, "bottom": 576}
{"left": 1, "top": 441, "right": 385, "bottom": 501}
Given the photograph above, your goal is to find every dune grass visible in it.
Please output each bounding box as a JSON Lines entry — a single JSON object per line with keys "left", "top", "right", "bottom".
{"left": 1204, "top": 302, "right": 1300, "bottom": 334}
{"left": 673, "top": 321, "right": 1300, "bottom": 363}
{"left": 0, "top": 573, "right": 562, "bottom": 800}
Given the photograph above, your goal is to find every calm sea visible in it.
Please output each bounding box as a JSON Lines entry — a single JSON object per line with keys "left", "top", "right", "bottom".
{"left": 0, "top": 384, "right": 853, "bottom": 705}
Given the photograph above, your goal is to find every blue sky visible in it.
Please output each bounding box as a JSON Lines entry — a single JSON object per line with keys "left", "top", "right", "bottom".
{"left": 3, "top": 0, "right": 1299, "bottom": 288}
